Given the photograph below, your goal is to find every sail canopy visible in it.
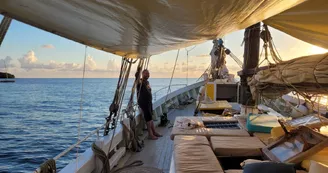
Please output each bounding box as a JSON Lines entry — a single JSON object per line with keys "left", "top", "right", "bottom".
{"left": 264, "top": 0, "right": 328, "bottom": 50}
{"left": 0, "top": 0, "right": 306, "bottom": 58}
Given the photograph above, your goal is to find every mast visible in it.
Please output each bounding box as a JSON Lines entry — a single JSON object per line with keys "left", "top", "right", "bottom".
{"left": 0, "top": 16, "right": 12, "bottom": 47}
{"left": 238, "top": 23, "right": 260, "bottom": 107}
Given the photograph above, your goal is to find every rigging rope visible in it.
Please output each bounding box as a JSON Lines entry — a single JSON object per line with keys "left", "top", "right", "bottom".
{"left": 251, "top": 24, "right": 326, "bottom": 125}
{"left": 164, "top": 49, "right": 180, "bottom": 103}
{"left": 185, "top": 46, "right": 196, "bottom": 85}
{"left": 161, "top": 50, "right": 180, "bottom": 125}
{"left": 76, "top": 45, "right": 88, "bottom": 169}
{"left": 100, "top": 56, "right": 136, "bottom": 172}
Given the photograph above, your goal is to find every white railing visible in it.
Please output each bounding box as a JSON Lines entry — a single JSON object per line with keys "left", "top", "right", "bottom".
{"left": 58, "top": 81, "right": 204, "bottom": 173}
{"left": 153, "top": 84, "right": 187, "bottom": 101}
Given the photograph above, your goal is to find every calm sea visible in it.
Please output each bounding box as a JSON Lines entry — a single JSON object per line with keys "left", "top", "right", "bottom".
{"left": 0, "top": 78, "right": 198, "bottom": 173}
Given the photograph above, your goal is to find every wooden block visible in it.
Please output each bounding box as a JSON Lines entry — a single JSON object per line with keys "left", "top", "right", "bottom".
{"left": 210, "top": 136, "right": 265, "bottom": 156}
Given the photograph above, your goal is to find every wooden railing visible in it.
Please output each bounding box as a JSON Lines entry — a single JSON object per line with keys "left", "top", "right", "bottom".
{"left": 59, "top": 81, "right": 204, "bottom": 173}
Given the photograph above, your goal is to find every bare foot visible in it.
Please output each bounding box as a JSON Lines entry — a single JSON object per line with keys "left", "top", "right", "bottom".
{"left": 154, "top": 132, "right": 163, "bottom": 137}
{"left": 148, "top": 135, "right": 158, "bottom": 140}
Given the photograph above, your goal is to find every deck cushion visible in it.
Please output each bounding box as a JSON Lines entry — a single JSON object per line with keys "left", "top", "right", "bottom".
{"left": 174, "top": 144, "right": 224, "bottom": 173}
{"left": 210, "top": 136, "right": 265, "bottom": 156}
{"left": 171, "top": 127, "right": 250, "bottom": 140}
{"left": 174, "top": 135, "right": 209, "bottom": 146}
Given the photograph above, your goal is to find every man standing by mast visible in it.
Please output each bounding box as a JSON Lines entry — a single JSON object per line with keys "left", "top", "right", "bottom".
{"left": 136, "top": 69, "right": 162, "bottom": 140}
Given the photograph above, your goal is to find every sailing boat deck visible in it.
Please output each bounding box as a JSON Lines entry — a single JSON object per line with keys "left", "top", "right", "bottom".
{"left": 116, "top": 104, "right": 196, "bottom": 173}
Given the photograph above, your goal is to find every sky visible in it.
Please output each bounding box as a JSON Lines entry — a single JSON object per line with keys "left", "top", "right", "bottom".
{"left": 0, "top": 15, "right": 327, "bottom": 78}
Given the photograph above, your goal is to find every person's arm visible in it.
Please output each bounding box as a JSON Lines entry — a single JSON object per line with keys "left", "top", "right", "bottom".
{"left": 135, "top": 67, "right": 142, "bottom": 80}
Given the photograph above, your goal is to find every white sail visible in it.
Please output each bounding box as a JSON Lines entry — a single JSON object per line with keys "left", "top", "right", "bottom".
{"left": 0, "top": 0, "right": 304, "bottom": 58}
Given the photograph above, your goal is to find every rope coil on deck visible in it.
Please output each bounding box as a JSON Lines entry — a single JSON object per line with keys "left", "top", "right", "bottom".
{"left": 92, "top": 142, "right": 153, "bottom": 173}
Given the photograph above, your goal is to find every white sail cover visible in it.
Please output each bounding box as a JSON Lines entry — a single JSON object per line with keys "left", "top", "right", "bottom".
{"left": 0, "top": 0, "right": 304, "bottom": 58}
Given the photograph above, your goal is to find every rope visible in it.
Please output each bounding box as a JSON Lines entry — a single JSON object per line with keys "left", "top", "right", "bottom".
{"left": 126, "top": 59, "right": 145, "bottom": 119}
{"left": 39, "top": 159, "right": 56, "bottom": 173}
{"left": 76, "top": 46, "right": 88, "bottom": 169}
{"left": 100, "top": 57, "right": 135, "bottom": 172}
{"left": 164, "top": 49, "right": 180, "bottom": 104}
{"left": 34, "top": 123, "right": 107, "bottom": 173}
{"left": 250, "top": 24, "right": 327, "bottom": 125}
{"left": 111, "top": 160, "right": 143, "bottom": 173}
{"left": 196, "top": 63, "right": 211, "bottom": 82}
{"left": 92, "top": 143, "right": 110, "bottom": 173}
{"left": 104, "top": 57, "right": 130, "bottom": 136}
{"left": 185, "top": 46, "right": 196, "bottom": 85}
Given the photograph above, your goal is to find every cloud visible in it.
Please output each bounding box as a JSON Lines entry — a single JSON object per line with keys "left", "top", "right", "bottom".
{"left": 17, "top": 50, "right": 113, "bottom": 72}
{"left": 18, "top": 51, "right": 43, "bottom": 70}
{"left": 0, "top": 56, "right": 15, "bottom": 68}
{"left": 41, "top": 44, "right": 55, "bottom": 49}
{"left": 42, "top": 60, "right": 82, "bottom": 71}
{"left": 107, "top": 59, "right": 119, "bottom": 72}
{"left": 85, "top": 55, "right": 97, "bottom": 71}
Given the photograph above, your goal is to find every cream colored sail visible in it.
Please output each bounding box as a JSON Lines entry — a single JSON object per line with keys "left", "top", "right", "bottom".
{"left": 0, "top": 0, "right": 304, "bottom": 58}
{"left": 264, "top": 0, "right": 328, "bottom": 50}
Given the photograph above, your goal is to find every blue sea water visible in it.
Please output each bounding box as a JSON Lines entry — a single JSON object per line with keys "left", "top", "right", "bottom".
{"left": 0, "top": 78, "right": 197, "bottom": 173}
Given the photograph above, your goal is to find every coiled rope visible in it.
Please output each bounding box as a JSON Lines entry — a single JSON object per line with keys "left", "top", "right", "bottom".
{"left": 92, "top": 142, "right": 144, "bottom": 173}
{"left": 39, "top": 159, "right": 56, "bottom": 173}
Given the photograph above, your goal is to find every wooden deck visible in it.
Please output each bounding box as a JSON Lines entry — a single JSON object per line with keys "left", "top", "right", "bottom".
{"left": 116, "top": 104, "right": 196, "bottom": 173}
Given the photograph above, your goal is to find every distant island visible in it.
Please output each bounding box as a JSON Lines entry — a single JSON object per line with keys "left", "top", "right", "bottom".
{"left": 0, "top": 72, "right": 15, "bottom": 78}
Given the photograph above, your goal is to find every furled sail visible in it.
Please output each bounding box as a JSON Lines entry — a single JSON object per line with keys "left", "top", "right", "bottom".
{"left": 264, "top": 0, "right": 328, "bottom": 50}
{"left": 248, "top": 53, "right": 328, "bottom": 99}
{"left": 0, "top": 0, "right": 304, "bottom": 58}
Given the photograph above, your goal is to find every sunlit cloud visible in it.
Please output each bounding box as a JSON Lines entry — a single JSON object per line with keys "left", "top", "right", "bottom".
{"left": 18, "top": 51, "right": 43, "bottom": 70}
{"left": 17, "top": 50, "right": 116, "bottom": 72}
{"left": 41, "top": 44, "right": 55, "bottom": 49}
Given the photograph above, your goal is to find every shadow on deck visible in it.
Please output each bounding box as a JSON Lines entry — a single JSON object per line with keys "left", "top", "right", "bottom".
{"left": 116, "top": 103, "right": 196, "bottom": 173}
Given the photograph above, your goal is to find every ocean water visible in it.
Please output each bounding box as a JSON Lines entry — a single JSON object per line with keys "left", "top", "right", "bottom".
{"left": 0, "top": 78, "right": 197, "bottom": 173}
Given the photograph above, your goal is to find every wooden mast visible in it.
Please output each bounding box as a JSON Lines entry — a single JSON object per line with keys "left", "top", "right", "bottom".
{"left": 238, "top": 23, "right": 260, "bottom": 106}
{"left": 0, "top": 16, "right": 12, "bottom": 47}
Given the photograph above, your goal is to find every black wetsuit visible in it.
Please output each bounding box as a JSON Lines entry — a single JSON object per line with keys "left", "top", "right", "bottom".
{"left": 137, "top": 79, "right": 153, "bottom": 122}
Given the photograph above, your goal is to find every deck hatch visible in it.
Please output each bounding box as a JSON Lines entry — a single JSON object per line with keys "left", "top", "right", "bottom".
{"left": 204, "top": 121, "right": 240, "bottom": 129}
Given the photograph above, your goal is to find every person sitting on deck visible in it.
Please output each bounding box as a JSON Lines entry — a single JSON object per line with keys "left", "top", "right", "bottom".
{"left": 136, "top": 69, "right": 162, "bottom": 140}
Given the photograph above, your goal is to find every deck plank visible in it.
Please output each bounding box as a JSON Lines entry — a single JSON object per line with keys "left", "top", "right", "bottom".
{"left": 122, "top": 104, "right": 195, "bottom": 172}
